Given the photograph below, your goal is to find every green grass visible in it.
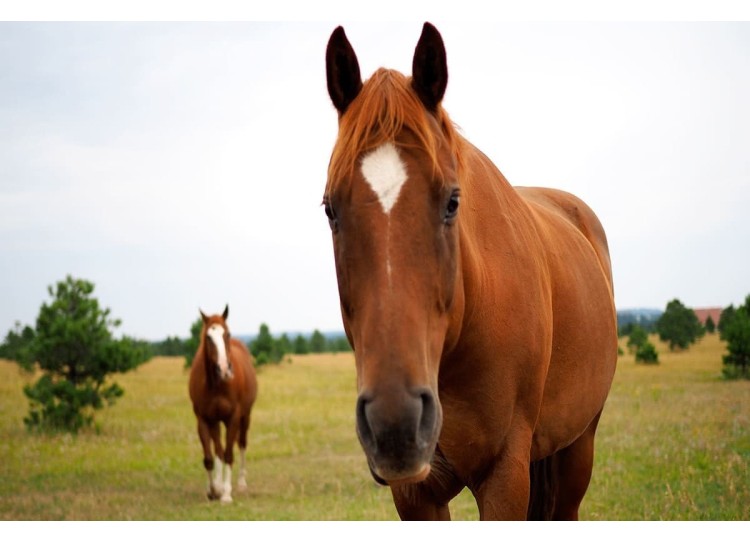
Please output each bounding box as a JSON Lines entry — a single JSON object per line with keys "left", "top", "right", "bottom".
{"left": 0, "top": 334, "right": 747, "bottom": 520}
{"left": 585, "top": 334, "right": 750, "bottom": 520}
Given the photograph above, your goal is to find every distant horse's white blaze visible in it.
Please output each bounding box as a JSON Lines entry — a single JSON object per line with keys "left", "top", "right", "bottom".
{"left": 207, "top": 324, "right": 230, "bottom": 379}
{"left": 361, "top": 142, "right": 408, "bottom": 215}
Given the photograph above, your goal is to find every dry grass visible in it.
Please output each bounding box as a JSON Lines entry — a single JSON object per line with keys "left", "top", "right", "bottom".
{"left": 0, "top": 333, "right": 747, "bottom": 520}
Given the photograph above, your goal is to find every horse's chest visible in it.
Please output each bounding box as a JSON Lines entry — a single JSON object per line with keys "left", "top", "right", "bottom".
{"left": 200, "top": 396, "right": 235, "bottom": 422}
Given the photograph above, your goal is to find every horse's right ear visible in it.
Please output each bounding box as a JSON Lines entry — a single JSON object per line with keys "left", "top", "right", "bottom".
{"left": 326, "top": 26, "right": 362, "bottom": 115}
{"left": 199, "top": 309, "right": 208, "bottom": 323}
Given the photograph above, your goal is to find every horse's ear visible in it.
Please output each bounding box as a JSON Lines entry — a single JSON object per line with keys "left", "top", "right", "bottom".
{"left": 411, "top": 22, "right": 448, "bottom": 112}
{"left": 199, "top": 309, "right": 208, "bottom": 324}
{"left": 326, "top": 26, "right": 363, "bottom": 115}
{"left": 222, "top": 304, "right": 229, "bottom": 321}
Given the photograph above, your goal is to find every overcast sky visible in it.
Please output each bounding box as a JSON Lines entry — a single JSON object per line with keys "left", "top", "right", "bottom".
{"left": 1, "top": 11, "right": 749, "bottom": 340}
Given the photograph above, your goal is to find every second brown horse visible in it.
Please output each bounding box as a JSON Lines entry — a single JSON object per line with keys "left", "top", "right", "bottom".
{"left": 189, "top": 305, "right": 257, "bottom": 503}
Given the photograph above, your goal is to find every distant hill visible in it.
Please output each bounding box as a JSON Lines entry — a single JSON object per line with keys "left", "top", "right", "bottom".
{"left": 235, "top": 330, "right": 348, "bottom": 345}
{"left": 616, "top": 308, "right": 663, "bottom": 331}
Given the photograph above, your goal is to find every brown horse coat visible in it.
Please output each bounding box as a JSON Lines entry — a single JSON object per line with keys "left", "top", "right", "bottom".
{"left": 188, "top": 305, "right": 257, "bottom": 502}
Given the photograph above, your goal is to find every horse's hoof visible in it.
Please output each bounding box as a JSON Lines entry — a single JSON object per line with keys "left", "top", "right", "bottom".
{"left": 237, "top": 479, "right": 248, "bottom": 492}
{"left": 207, "top": 491, "right": 218, "bottom": 501}
{"left": 220, "top": 494, "right": 233, "bottom": 504}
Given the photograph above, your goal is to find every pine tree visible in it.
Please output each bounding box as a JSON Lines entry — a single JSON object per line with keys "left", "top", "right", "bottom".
{"left": 250, "top": 323, "right": 276, "bottom": 367}
{"left": 722, "top": 295, "right": 750, "bottom": 380}
{"left": 656, "top": 299, "right": 704, "bottom": 351}
{"left": 309, "top": 330, "right": 327, "bottom": 353}
{"left": 293, "top": 334, "right": 309, "bottom": 355}
{"left": 8, "top": 276, "right": 149, "bottom": 433}
{"left": 626, "top": 325, "right": 648, "bottom": 353}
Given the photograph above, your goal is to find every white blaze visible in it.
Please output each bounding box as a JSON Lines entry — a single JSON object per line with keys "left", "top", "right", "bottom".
{"left": 207, "top": 324, "right": 229, "bottom": 378}
{"left": 360, "top": 142, "right": 408, "bottom": 215}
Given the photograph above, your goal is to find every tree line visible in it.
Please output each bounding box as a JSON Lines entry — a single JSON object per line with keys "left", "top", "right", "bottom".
{"left": 152, "top": 321, "right": 352, "bottom": 369}
{"left": 621, "top": 296, "right": 750, "bottom": 379}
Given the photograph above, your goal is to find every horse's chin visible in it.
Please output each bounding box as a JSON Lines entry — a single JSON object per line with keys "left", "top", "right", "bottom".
{"left": 368, "top": 463, "right": 431, "bottom": 487}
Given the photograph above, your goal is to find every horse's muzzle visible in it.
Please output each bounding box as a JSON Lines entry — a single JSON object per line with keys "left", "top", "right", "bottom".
{"left": 356, "top": 386, "right": 440, "bottom": 485}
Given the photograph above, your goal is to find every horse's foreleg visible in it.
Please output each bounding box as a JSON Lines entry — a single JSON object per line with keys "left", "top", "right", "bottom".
{"left": 198, "top": 419, "right": 220, "bottom": 500}
{"left": 470, "top": 434, "right": 532, "bottom": 520}
{"left": 208, "top": 422, "right": 226, "bottom": 501}
{"left": 390, "top": 447, "right": 463, "bottom": 520}
{"left": 218, "top": 416, "right": 241, "bottom": 503}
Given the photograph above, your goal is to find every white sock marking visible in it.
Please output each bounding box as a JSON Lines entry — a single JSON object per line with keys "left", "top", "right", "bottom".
{"left": 221, "top": 464, "right": 233, "bottom": 503}
{"left": 360, "top": 142, "right": 408, "bottom": 215}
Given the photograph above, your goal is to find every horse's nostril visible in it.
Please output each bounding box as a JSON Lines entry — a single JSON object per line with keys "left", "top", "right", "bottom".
{"left": 356, "top": 393, "right": 376, "bottom": 451}
{"left": 417, "top": 390, "right": 437, "bottom": 450}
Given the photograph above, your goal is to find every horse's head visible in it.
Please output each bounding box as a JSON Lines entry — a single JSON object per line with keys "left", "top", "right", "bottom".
{"left": 200, "top": 305, "right": 234, "bottom": 381}
{"left": 324, "top": 23, "right": 463, "bottom": 486}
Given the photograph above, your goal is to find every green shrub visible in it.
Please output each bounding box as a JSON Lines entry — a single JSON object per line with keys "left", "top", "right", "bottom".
{"left": 635, "top": 341, "right": 659, "bottom": 364}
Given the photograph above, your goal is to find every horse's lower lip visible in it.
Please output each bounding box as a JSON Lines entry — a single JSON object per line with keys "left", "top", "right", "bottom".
{"left": 372, "top": 464, "right": 431, "bottom": 487}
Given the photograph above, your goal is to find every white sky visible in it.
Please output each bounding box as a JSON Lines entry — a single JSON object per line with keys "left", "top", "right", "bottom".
{"left": 1, "top": 3, "right": 749, "bottom": 340}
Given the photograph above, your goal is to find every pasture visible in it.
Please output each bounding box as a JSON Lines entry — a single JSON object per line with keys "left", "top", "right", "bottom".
{"left": 0, "top": 333, "right": 747, "bottom": 520}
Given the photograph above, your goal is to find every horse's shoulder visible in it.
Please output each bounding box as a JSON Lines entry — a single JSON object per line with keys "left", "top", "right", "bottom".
{"left": 229, "top": 338, "right": 257, "bottom": 381}
{"left": 230, "top": 337, "right": 249, "bottom": 354}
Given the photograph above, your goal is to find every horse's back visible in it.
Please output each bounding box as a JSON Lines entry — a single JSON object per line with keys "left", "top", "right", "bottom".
{"left": 515, "top": 186, "right": 617, "bottom": 458}
{"left": 515, "top": 187, "right": 613, "bottom": 289}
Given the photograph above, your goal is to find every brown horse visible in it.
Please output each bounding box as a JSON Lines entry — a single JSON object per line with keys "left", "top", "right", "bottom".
{"left": 323, "top": 23, "right": 617, "bottom": 520}
{"left": 188, "top": 305, "right": 257, "bottom": 503}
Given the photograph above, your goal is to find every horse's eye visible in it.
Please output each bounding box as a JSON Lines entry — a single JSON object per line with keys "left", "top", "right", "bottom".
{"left": 444, "top": 190, "right": 460, "bottom": 224}
{"left": 323, "top": 199, "right": 338, "bottom": 232}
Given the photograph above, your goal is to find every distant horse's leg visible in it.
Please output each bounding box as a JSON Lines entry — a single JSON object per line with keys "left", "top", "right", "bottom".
{"left": 208, "top": 422, "right": 226, "bottom": 501}
{"left": 219, "top": 416, "right": 241, "bottom": 503}
{"left": 550, "top": 411, "right": 602, "bottom": 520}
{"left": 236, "top": 414, "right": 251, "bottom": 492}
{"left": 198, "top": 419, "right": 220, "bottom": 500}
{"left": 390, "top": 448, "right": 464, "bottom": 520}
{"left": 470, "top": 431, "right": 533, "bottom": 520}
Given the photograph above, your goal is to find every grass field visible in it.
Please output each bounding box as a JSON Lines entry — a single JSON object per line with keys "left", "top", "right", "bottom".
{"left": 0, "top": 333, "right": 748, "bottom": 521}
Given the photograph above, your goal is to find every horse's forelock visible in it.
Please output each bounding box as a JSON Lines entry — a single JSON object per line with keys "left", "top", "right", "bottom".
{"left": 326, "top": 68, "right": 461, "bottom": 194}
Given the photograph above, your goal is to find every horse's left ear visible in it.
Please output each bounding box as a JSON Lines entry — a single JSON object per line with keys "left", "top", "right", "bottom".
{"left": 222, "top": 304, "right": 229, "bottom": 321}
{"left": 411, "top": 22, "right": 448, "bottom": 112}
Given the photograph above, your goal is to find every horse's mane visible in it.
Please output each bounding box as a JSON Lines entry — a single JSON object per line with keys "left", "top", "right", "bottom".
{"left": 326, "top": 68, "right": 463, "bottom": 192}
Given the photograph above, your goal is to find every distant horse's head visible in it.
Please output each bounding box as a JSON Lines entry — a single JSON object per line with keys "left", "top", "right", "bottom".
{"left": 324, "top": 23, "right": 463, "bottom": 485}
{"left": 200, "top": 305, "right": 234, "bottom": 381}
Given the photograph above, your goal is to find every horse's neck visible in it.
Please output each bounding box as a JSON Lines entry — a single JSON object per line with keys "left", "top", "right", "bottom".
{"left": 199, "top": 344, "right": 222, "bottom": 389}
{"left": 457, "top": 140, "right": 528, "bottom": 257}
{"left": 450, "top": 140, "right": 542, "bottom": 341}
